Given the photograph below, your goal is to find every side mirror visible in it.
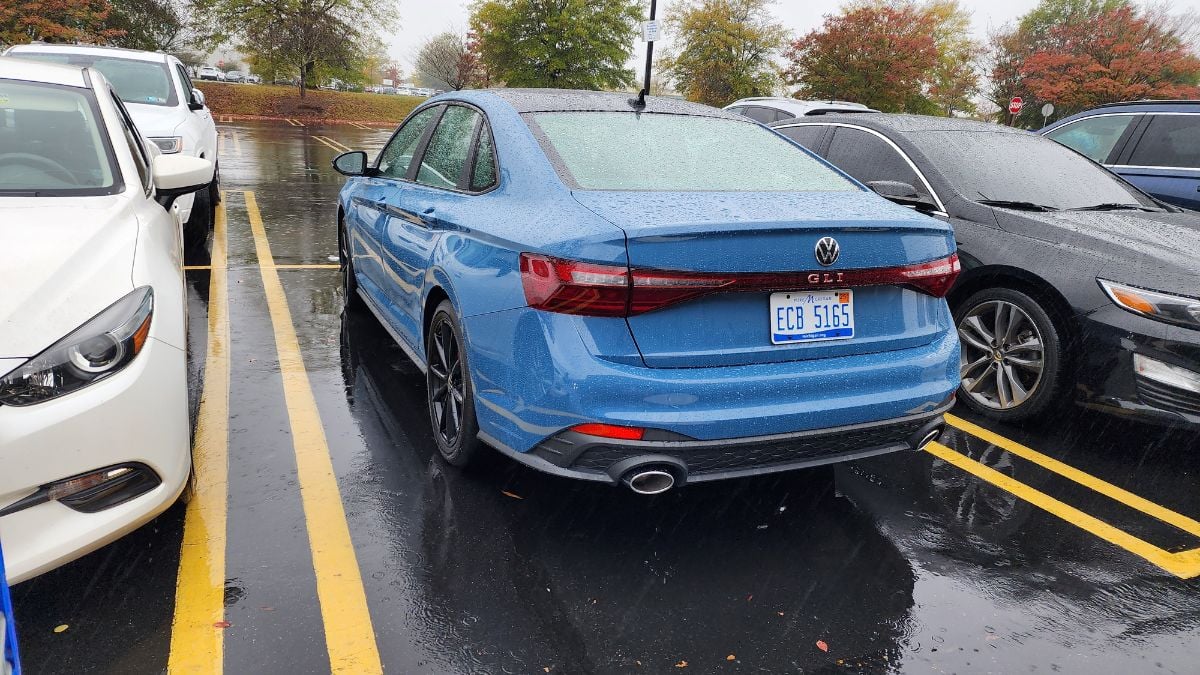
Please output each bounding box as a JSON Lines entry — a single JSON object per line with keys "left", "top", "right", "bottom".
{"left": 153, "top": 154, "right": 214, "bottom": 209}
{"left": 868, "top": 180, "right": 937, "bottom": 210}
{"left": 188, "top": 88, "right": 206, "bottom": 111}
{"left": 333, "top": 150, "right": 369, "bottom": 176}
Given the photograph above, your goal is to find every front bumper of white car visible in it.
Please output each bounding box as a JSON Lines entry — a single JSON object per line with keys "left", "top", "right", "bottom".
{"left": 0, "top": 336, "right": 191, "bottom": 584}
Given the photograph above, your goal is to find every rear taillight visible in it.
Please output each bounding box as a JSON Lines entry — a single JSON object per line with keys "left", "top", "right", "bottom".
{"left": 519, "top": 252, "right": 960, "bottom": 317}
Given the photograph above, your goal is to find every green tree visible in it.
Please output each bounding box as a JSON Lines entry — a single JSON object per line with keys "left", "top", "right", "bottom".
{"left": 0, "top": 0, "right": 121, "bottom": 46}
{"left": 662, "top": 0, "right": 789, "bottom": 107}
{"left": 469, "top": 0, "right": 642, "bottom": 90}
{"left": 107, "top": 0, "right": 189, "bottom": 51}
{"left": 194, "top": 0, "right": 397, "bottom": 97}
{"left": 414, "top": 31, "right": 479, "bottom": 90}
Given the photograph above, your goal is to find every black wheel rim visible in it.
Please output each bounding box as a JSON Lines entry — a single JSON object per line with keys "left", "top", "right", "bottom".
{"left": 428, "top": 318, "right": 465, "bottom": 446}
{"left": 340, "top": 228, "right": 353, "bottom": 296}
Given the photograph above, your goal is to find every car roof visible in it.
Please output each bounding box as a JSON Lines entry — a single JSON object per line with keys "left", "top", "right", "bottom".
{"left": 726, "top": 97, "right": 877, "bottom": 115}
{"left": 0, "top": 55, "right": 88, "bottom": 88}
{"left": 772, "top": 112, "right": 1028, "bottom": 135}
{"left": 484, "top": 88, "right": 741, "bottom": 119}
{"left": 5, "top": 43, "right": 169, "bottom": 63}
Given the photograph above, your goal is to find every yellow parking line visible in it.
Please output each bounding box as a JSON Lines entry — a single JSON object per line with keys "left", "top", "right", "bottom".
{"left": 169, "top": 195, "right": 230, "bottom": 673}
{"left": 183, "top": 265, "right": 211, "bottom": 271}
{"left": 274, "top": 263, "right": 340, "bottom": 269}
{"left": 350, "top": 122, "right": 370, "bottom": 130}
{"left": 245, "top": 192, "right": 383, "bottom": 674}
{"left": 925, "top": 442, "right": 1199, "bottom": 579}
{"left": 946, "top": 414, "right": 1200, "bottom": 539}
{"left": 312, "top": 135, "right": 352, "bottom": 153}
{"left": 216, "top": 133, "right": 224, "bottom": 155}
{"left": 231, "top": 131, "right": 242, "bottom": 157}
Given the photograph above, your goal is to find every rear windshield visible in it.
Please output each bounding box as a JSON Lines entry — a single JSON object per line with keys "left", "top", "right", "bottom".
{"left": 0, "top": 79, "right": 119, "bottom": 195}
{"left": 10, "top": 52, "right": 177, "bottom": 107}
{"left": 530, "top": 111, "right": 857, "bottom": 192}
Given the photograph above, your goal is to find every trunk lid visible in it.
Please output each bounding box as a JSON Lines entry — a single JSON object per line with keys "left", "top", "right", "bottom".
{"left": 572, "top": 190, "right": 956, "bottom": 368}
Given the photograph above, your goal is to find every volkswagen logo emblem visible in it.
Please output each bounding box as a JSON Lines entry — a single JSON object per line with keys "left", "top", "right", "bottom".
{"left": 814, "top": 237, "right": 840, "bottom": 266}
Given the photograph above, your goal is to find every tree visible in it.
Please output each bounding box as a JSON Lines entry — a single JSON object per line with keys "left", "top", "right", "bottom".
{"left": 785, "top": 2, "right": 942, "bottom": 113}
{"left": 662, "top": 0, "right": 789, "bottom": 107}
{"left": 469, "top": 0, "right": 642, "bottom": 90}
{"left": 195, "top": 0, "right": 398, "bottom": 97}
{"left": 414, "top": 31, "right": 478, "bottom": 91}
{"left": 107, "top": 0, "right": 188, "bottom": 51}
{"left": 924, "top": 1, "right": 983, "bottom": 114}
{"left": 0, "top": 0, "right": 121, "bottom": 46}
{"left": 990, "top": 0, "right": 1200, "bottom": 125}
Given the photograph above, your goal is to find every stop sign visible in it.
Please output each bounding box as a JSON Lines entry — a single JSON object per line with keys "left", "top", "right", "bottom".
{"left": 1009, "top": 96, "right": 1024, "bottom": 114}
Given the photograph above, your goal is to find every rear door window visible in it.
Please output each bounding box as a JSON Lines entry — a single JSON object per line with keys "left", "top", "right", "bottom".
{"left": 777, "top": 125, "right": 825, "bottom": 150}
{"left": 824, "top": 127, "right": 927, "bottom": 196}
{"left": 742, "top": 106, "right": 776, "bottom": 124}
{"left": 1126, "top": 114, "right": 1200, "bottom": 168}
{"left": 415, "top": 105, "right": 480, "bottom": 189}
{"left": 377, "top": 106, "right": 441, "bottom": 179}
{"left": 1045, "top": 114, "right": 1137, "bottom": 163}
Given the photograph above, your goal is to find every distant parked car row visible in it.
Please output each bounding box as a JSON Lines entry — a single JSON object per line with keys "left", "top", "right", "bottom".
{"left": 365, "top": 85, "right": 443, "bottom": 97}
{"left": 194, "top": 66, "right": 260, "bottom": 84}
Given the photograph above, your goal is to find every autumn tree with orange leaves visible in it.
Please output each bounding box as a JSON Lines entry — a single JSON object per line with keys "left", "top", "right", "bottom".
{"left": 0, "top": 0, "right": 122, "bottom": 46}
{"left": 784, "top": 1, "right": 980, "bottom": 115}
{"left": 990, "top": 0, "right": 1200, "bottom": 126}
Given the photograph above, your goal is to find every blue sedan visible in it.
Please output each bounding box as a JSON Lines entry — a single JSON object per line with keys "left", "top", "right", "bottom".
{"left": 332, "top": 89, "right": 960, "bottom": 493}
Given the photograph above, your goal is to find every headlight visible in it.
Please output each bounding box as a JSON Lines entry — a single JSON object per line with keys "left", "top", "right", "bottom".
{"left": 1099, "top": 279, "right": 1200, "bottom": 329}
{"left": 0, "top": 287, "right": 153, "bottom": 406}
{"left": 150, "top": 136, "right": 183, "bottom": 154}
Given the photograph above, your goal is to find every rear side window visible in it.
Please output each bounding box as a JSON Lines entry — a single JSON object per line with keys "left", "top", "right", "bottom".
{"left": 531, "top": 112, "right": 856, "bottom": 192}
{"left": 742, "top": 106, "right": 776, "bottom": 124}
{"left": 1127, "top": 114, "right": 1200, "bottom": 168}
{"left": 777, "top": 125, "right": 825, "bottom": 150}
{"left": 824, "top": 127, "right": 926, "bottom": 196}
{"left": 111, "top": 92, "right": 151, "bottom": 191}
{"left": 378, "top": 106, "right": 441, "bottom": 178}
{"left": 416, "top": 105, "right": 479, "bottom": 189}
{"left": 470, "top": 128, "right": 497, "bottom": 191}
{"left": 1045, "top": 114, "right": 1137, "bottom": 163}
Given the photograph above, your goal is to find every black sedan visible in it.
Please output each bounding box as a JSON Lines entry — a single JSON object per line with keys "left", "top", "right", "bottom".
{"left": 770, "top": 114, "right": 1200, "bottom": 428}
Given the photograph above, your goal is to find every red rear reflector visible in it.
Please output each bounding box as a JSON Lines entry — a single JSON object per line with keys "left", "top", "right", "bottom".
{"left": 519, "top": 252, "right": 961, "bottom": 317}
{"left": 571, "top": 423, "right": 646, "bottom": 440}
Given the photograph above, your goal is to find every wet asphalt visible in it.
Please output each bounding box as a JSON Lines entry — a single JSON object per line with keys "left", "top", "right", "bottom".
{"left": 10, "top": 120, "right": 1200, "bottom": 674}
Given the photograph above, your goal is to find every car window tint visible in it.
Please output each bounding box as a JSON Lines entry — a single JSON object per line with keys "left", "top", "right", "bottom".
{"left": 378, "top": 106, "right": 440, "bottom": 178}
{"left": 1127, "top": 114, "right": 1200, "bottom": 168}
{"left": 774, "top": 109, "right": 796, "bottom": 122}
{"left": 726, "top": 106, "right": 744, "bottom": 116}
{"left": 175, "top": 64, "right": 196, "bottom": 101}
{"left": 777, "top": 125, "right": 824, "bottom": 150}
{"left": 825, "top": 127, "right": 925, "bottom": 195}
{"left": 111, "top": 92, "right": 151, "bottom": 190}
{"left": 470, "top": 126, "right": 497, "bottom": 191}
{"left": 743, "top": 106, "right": 775, "bottom": 124}
{"left": 1045, "top": 114, "right": 1136, "bottom": 163}
{"left": 531, "top": 112, "right": 856, "bottom": 192}
{"left": 908, "top": 130, "right": 1148, "bottom": 210}
{"left": 9, "top": 52, "right": 178, "bottom": 107}
{"left": 416, "top": 105, "right": 479, "bottom": 189}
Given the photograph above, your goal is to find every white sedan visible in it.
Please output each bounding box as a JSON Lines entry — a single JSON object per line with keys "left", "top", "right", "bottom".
{"left": 0, "top": 57, "right": 211, "bottom": 583}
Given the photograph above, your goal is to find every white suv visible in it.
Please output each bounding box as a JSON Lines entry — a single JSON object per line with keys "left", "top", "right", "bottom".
{"left": 4, "top": 44, "right": 220, "bottom": 245}
{"left": 724, "top": 97, "right": 878, "bottom": 123}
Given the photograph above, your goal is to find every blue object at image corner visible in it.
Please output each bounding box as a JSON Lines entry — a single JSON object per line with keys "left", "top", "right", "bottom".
{"left": 1, "top": 542, "right": 20, "bottom": 675}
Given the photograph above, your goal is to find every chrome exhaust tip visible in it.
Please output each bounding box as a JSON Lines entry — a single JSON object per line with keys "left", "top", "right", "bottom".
{"left": 622, "top": 469, "right": 676, "bottom": 495}
{"left": 916, "top": 426, "right": 944, "bottom": 450}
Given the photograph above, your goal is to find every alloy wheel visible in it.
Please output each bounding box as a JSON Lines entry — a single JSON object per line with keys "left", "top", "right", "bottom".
{"left": 427, "top": 318, "right": 465, "bottom": 446}
{"left": 957, "top": 300, "right": 1045, "bottom": 410}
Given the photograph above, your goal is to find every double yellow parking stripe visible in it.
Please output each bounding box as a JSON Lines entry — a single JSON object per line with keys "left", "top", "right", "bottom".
{"left": 928, "top": 414, "right": 1200, "bottom": 579}
{"left": 171, "top": 193, "right": 380, "bottom": 673}
{"left": 311, "top": 135, "right": 352, "bottom": 153}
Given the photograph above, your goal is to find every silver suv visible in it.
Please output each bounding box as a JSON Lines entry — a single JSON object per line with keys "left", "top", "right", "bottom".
{"left": 724, "top": 97, "right": 878, "bottom": 124}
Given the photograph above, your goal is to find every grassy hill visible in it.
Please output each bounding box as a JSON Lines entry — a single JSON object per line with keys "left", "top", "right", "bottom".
{"left": 195, "top": 82, "right": 424, "bottom": 123}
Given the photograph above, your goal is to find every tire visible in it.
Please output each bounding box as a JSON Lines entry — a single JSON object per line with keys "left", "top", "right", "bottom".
{"left": 426, "top": 300, "right": 485, "bottom": 467}
{"left": 338, "top": 222, "right": 360, "bottom": 309}
{"left": 953, "top": 287, "right": 1064, "bottom": 422}
{"left": 183, "top": 184, "right": 213, "bottom": 251}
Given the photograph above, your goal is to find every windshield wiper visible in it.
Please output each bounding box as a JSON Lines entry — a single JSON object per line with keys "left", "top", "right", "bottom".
{"left": 976, "top": 199, "right": 1059, "bottom": 212}
{"left": 1068, "top": 202, "right": 1160, "bottom": 212}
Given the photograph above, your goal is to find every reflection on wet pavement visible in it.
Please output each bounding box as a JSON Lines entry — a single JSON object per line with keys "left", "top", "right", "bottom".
{"left": 10, "top": 121, "right": 1200, "bottom": 674}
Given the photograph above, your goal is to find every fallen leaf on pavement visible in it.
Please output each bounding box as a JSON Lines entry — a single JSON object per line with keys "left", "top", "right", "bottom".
{"left": 501, "top": 490, "right": 523, "bottom": 500}
{"left": 53, "top": 624, "right": 69, "bottom": 634}
{"left": 726, "top": 654, "right": 736, "bottom": 661}
{"left": 675, "top": 660, "right": 688, "bottom": 668}
{"left": 214, "top": 621, "right": 232, "bottom": 628}
{"left": 816, "top": 640, "right": 829, "bottom": 652}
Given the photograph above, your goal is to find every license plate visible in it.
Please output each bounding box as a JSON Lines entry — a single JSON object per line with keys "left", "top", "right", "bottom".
{"left": 769, "top": 290, "right": 855, "bottom": 344}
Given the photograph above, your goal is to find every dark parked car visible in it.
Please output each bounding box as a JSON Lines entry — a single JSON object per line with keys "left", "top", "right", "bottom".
{"left": 1042, "top": 101, "right": 1200, "bottom": 210}
{"left": 771, "top": 114, "right": 1200, "bottom": 428}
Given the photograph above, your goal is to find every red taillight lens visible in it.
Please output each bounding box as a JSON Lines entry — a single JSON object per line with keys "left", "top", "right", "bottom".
{"left": 571, "top": 423, "right": 646, "bottom": 440}
{"left": 519, "top": 252, "right": 961, "bottom": 317}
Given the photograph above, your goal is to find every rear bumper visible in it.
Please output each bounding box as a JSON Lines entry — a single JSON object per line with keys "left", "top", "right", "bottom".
{"left": 482, "top": 405, "right": 950, "bottom": 485}
{"left": 1075, "top": 305, "right": 1200, "bottom": 429}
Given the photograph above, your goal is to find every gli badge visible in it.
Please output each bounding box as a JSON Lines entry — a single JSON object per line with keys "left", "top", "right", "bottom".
{"left": 814, "top": 237, "right": 840, "bottom": 266}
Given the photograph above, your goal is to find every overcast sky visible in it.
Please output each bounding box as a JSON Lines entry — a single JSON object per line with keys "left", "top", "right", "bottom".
{"left": 388, "top": 0, "right": 1200, "bottom": 74}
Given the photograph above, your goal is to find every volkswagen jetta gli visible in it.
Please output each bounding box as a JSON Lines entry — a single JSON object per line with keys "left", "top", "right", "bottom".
{"left": 333, "top": 90, "right": 960, "bottom": 493}
{"left": 0, "top": 58, "right": 211, "bottom": 582}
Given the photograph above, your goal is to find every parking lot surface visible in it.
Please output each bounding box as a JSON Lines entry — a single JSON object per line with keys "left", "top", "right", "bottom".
{"left": 12, "top": 120, "right": 1200, "bottom": 674}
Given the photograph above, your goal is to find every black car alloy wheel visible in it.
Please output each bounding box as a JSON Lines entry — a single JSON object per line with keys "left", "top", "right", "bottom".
{"left": 426, "top": 301, "right": 484, "bottom": 467}
{"left": 955, "top": 287, "right": 1063, "bottom": 421}
{"left": 339, "top": 223, "right": 359, "bottom": 306}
